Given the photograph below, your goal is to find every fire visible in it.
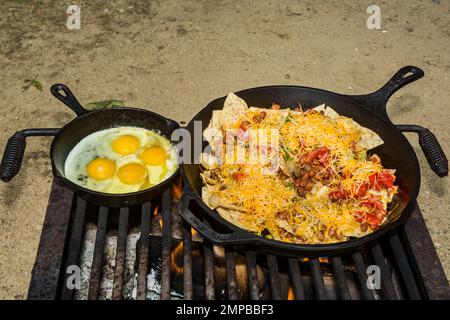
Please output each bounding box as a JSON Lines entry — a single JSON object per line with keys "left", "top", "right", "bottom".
{"left": 287, "top": 286, "right": 295, "bottom": 300}
{"left": 152, "top": 205, "right": 162, "bottom": 230}
{"left": 172, "top": 179, "right": 182, "bottom": 200}
{"left": 191, "top": 228, "right": 197, "bottom": 236}
{"left": 300, "top": 257, "right": 329, "bottom": 264}
{"left": 319, "top": 257, "right": 329, "bottom": 263}
{"left": 170, "top": 242, "right": 184, "bottom": 276}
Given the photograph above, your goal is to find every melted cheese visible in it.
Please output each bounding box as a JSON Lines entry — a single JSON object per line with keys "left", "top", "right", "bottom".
{"left": 202, "top": 107, "right": 396, "bottom": 244}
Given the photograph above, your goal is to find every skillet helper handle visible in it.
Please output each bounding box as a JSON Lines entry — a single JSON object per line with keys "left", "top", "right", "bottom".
{"left": 51, "top": 83, "right": 87, "bottom": 116}
{"left": 346, "top": 66, "right": 424, "bottom": 119}
{"left": 180, "top": 190, "right": 259, "bottom": 245}
{"left": 0, "top": 128, "right": 59, "bottom": 182}
{"left": 397, "top": 125, "right": 448, "bottom": 177}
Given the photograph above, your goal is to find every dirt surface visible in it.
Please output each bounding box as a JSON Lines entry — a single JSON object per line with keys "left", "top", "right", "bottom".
{"left": 0, "top": 0, "right": 449, "bottom": 299}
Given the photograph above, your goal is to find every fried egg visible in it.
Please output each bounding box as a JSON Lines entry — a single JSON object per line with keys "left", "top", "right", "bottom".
{"left": 105, "top": 155, "right": 148, "bottom": 194}
{"left": 94, "top": 127, "right": 151, "bottom": 160}
{"left": 64, "top": 126, "right": 178, "bottom": 194}
{"left": 140, "top": 140, "right": 178, "bottom": 186}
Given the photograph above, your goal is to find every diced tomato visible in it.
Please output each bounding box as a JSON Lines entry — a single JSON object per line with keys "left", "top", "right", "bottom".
{"left": 369, "top": 170, "right": 395, "bottom": 190}
{"left": 354, "top": 182, "right": 368, "bottom": 197}
{"left": 353, "top": 210, "right": 366, "bottom": 223}
{"left": 378, "top": 170, "right": 395, "bottom": 188}
{"left": 361, "top": 198, "right": 384, "bottom": 210}
{"left": 271, "top": 104, "right": 281, "bottom": 110}
{"left": 329, "top": 188, "right": 350, "bottom": 201}
{"left": 369, "top": 173, "right": 380, "bottom": 190}
{"left": 365, "top": 213, "right": 383, "bottom": 228}
{"left": 302, "top": 146, "right": 329, "bottom": 164}
{"left": 232, "top": 172, "right": 246, "bottom": 181}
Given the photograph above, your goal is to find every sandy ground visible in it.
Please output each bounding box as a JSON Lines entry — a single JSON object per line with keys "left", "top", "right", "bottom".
{"left": 0, "top": 0, "right": 449, "bottom": 299}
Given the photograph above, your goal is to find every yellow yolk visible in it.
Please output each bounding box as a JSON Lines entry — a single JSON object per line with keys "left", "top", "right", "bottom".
{"left": 112, "top": 135, "right": 140, "bottom": 155}
{"left": 141, "top": 146, "right": 167, "bottom": 166}
{"left": 117, "top": 163, "right": 147, "bottom": 185}
{"left": 86, "top": 158, "right": 116, "bottom": 180}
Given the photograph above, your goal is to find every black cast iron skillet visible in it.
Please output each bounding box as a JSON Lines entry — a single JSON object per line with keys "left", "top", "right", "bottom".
{"left": 0, "top": 84, "right": 180, "bottom": 207}
{"left": 180, "top": 66, "right": 448, "bottom": 256}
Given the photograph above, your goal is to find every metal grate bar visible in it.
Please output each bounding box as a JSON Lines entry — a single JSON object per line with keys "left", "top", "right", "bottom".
{"left": 246, "top": 251, "right": 260, "bottom": 300}
{"left": 137, "top": 202, "right": 151, "bottom": 300}
{"left": 352, "top": 251, "right": 374, "bottom": 300}
{"left": 225, "top": 249, "right": 238, "bottom": 300}
{"left": 388, "top": 234, "right": 422, "bottom": 300}
{"left": 61, "top": 197, "right": 87, "bottom": 300}
{"left": 87, "top": 206, "right": 109, "bottom": 300}
{"left": 182, "top": 223, "right": 193, "bottom": 300}
{"left": 266, "top": 254, "right": 282, "bottom": 300}
{"left": 288, "top": 258, "right": 305, "bottom": 300}
{"left": 203, "top": 241, "right": 215, "bottom": 300}
{"left": 331, "top": 257, "right": 351, "bottom": 300}
{"left": 371, "top": 244, "right": 398, "bottom": 300}
{"left": 310, "top": 258, "right": 328, "bottom": 300}
{"left": 160, "top": 189, "right": 172, "bottom": 300}
{"left": 112, "top": 207, "right": 129, "bottom": 300}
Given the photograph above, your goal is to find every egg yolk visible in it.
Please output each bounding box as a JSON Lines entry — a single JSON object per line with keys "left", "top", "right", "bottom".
{"left": 112, "top": 135, "right": 140, "bottom": 155}
{"left": 86, "top": 158, "right": 116, "bottom": 180}
{"left": 117, "top": 163, "right": 147, "bottom": 185}
{"left": 141, "top": 146, "right": 167, "bottom": 166}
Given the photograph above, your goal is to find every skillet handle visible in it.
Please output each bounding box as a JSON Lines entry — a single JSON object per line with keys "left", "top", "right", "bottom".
{"left": 345, "top": 66, "right": 424, "bottom": 120}
{"left": 0, "top": 128, "right": 59, "bottom": 182}
{"left": 396, "top": 125, "right": 448, "bottom": 177}
{"left": 180, "top": 188, "right": 261, "bottom": 245}
{"left": 51, "top": 84, "right": 88, "bottom": 116}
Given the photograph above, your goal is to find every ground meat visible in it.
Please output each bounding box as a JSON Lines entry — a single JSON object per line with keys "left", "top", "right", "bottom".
{"left": 210, "top": 168, "right": 221, "bottom": 180}
{"left": 252, "top": 111, "right": 267, "bottom": 123}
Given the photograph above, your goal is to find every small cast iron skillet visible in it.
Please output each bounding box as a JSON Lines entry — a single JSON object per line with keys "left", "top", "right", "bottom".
{"left": 180, "top": 66, "right": 448, "bottom": 256}
{"left": 0, "top": 84, "right": 180, "bottom": 207}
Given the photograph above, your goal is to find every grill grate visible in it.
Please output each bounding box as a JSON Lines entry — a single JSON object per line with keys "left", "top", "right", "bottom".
{"left": 28, "top": 182, "right": 450, "bottom": 300}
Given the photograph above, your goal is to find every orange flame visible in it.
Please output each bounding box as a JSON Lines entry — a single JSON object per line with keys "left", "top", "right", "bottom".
{"left": 287, "top": 286, "right": 295, "bottom": 300}
{"left": 191, "top": 228, "right": 197, "bottom": 236}
{"left": 170, "top": 242, "right": 184, "bottom": 276}
{"left": 172, "top": 179, "right": 182, "bottom": 200}
{"left": 153, "top": 205, "right": 159, "bottom": 216}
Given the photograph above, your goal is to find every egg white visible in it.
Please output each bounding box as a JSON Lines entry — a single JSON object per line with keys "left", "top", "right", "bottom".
{"left": 95, "top": 127, "right": 150, "bottom": 160}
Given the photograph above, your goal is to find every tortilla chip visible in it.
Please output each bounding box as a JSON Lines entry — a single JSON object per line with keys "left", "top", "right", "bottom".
{"left": 357, "top": 126, "right": 384, "bottom": 150}
{"left": 202, "top": 185, "right": 258, "bottom": 231}
{"left": 201, "top": 186, "right": 213, "bottom": 208}
{"left": 216, "top": 208, "right": 259, "bottom": 232}
{"left": 314, "top": 104, "right": 383, "bottom": 150}
{"left": 313, "top": 104, "right": 339, "bottom": 119}
{"left": 222, "top": 93, "right": 248, "bottom": 128}
{"left": 203, "top": 110, "right": 224, "bottom": 151}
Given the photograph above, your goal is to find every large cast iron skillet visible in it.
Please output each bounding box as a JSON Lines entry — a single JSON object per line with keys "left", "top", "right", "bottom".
{"left": 180, "top": 66, "right": 448, "bottom": 256}
{"left": 0, "top": 84, "right": 179, "bottom": 207}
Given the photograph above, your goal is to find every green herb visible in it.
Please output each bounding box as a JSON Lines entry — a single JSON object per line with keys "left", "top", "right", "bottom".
{"left": 22, "top": 77, "right": 43, "bottom": 92}
{"left": 84, "top": 100, "right": 125, "bottom": 111}
{"left": 280, "top": 141, "right": 293, "bottom": 160}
